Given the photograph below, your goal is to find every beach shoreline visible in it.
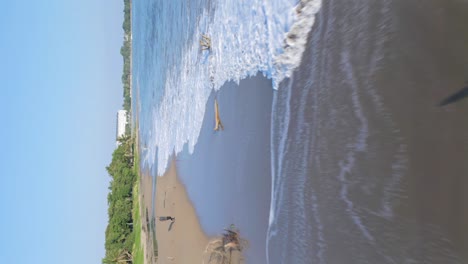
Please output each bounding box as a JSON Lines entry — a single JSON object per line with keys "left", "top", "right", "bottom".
{"left": 176, "top": 74, "right": 273, "bottom": 263}
{"left": 152, "top": 160, "right": 209, "bottom": 263}
{"left": 137, "top": 74, "right": 273, "bottom": 264}
{"left": 133, "top": 0, "right": 468, "bottom": 262}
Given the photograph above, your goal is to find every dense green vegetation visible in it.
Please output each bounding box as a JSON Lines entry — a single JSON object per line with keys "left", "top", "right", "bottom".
{"left": 103, "top": 1, "right": 138, "bottom": 263}
{"left": 121, "top": 0, "right": 132, "bottom": 112}
{"left": 103, "top": 136, "right": 137, "bottom": 264}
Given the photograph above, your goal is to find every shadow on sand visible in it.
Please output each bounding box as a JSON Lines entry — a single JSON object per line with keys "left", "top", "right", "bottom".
{"left": 439, "top": 84, "right": 468, "bottom": 106}
{"left": 168, "top": 221, "right": 175, "bottom": 231}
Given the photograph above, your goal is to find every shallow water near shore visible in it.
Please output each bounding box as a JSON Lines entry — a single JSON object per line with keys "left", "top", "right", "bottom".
{"left": 133, "top": 0, "right": 321, "bottom": 176}
{"left": 177, "top": 75, "right": 273, "bottom": 264}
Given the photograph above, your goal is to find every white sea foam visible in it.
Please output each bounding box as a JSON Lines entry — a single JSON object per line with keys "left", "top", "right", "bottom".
{"left": 274, "top": 0, "right": 322, "bottom": 87}
{"left": 145, "top": 0, "right": 322, "bottom": 175}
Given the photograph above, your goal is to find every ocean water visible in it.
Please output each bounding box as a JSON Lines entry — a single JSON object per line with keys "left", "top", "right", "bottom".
{"left": 267, "top": 0, "right": 468, "bottom": 263}
{"left": 134, "top": 0, "right": 468, "bottom": 263}
{"left": 132, "top": 0, "right": 321, "bottom": 176}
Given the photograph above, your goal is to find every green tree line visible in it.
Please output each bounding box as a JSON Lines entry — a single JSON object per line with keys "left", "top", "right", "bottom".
{"left": 122, "top": 0, "right": 132, "bottom": 112}
{"left": 103, "top": 0, "right": 135, "bottom": 263}
{"left": 103, "top": 136, "right": 136, "bottom": 264}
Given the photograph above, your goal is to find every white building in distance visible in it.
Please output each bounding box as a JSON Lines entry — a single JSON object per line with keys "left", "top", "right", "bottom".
{"left": 116, "top": 110, "right": 128, "bottom": 146}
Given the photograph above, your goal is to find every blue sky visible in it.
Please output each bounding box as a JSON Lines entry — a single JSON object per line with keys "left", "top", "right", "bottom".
{"left": 0, "top": 1, "right": 124, "bottom": 263}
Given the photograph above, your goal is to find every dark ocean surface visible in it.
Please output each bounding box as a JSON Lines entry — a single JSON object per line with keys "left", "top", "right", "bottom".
{"left": 268, "top": 1, "right": 468, "bottom": 263}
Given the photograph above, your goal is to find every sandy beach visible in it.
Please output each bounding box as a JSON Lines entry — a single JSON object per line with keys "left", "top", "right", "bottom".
{"left": 140, "top": 160, "right": 248, "bottom": 264}
{"left": 138, "top": 74, "right": 272, "bottom": 264}
{"left": 139, "top": 171, "right": 157, "bottom": 264}
{"left": 175, "top": 75, "right": 273, "bottom": 263}
{"left": 141, "top": 161, "right": 208, "bottom": 264}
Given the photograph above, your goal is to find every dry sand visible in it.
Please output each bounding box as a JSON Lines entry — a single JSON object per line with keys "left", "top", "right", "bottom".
{"left": 153, "top": 161, "right": 209, "bottom": 264}
{"left": 140, "top": 160, "right": 245, "bottom": 264}
{"left": 141, "top": 162, "right": 208, "bottom": 264}
{"left": 140, "top": 171, "right": 157, "bottom": 264}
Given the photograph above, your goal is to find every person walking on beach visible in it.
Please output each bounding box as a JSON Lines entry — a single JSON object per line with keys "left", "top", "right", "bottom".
{"left": 159, "top": 216, "right": 175, "bottom": 222}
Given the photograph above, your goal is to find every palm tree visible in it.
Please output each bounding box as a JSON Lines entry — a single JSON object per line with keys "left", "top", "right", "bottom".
{"left": 102, "top": 250, "right": 133, "bottom": 264}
